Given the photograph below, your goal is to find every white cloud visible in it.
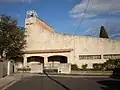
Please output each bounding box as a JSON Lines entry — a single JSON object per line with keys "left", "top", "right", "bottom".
{"left": 70, "top": 12, "right": 96, "bottom": 19}
{"left": 70, "top": 0, "right": 120, "bottom": 18}
{"left": 83, "top": 27, "right": 99, "bottom": 37}
{"left": 69, "top": 0, "right": 120, "bottom": 39}
{"left": 83, "top": 18, "right": 120, "bottom": 39}
{"left": 0, "top": 0, "right": 37, "bottom": 3}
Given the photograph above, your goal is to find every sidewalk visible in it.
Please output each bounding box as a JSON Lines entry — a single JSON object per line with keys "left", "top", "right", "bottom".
{"left": 0, "top": 73, "right": 23, "bottom": 90}
{"left": 0, "top": 72, "right": 39, "bottom": 90}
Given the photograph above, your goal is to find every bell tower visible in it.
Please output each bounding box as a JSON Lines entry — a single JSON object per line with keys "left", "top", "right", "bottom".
{"left": 24, "top": 10, "right": 39, "bottom": 51}
{"left": 25, "top": 10, "right": 38, "bottom": 26}
{"left": 24, "top": 10, "right": 55, "bottom": 51}
{"left": 26, "top": 10, "right": 38, "bottom": 18}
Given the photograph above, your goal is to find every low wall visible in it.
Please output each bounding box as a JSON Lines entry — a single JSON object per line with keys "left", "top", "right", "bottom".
{"left": 7, "top": 61, "right": 14, "bottom": 75}
{"left": 0, "top": 60, "right": 14, "bottom": 78}
{"left": 30, "top": 64, "right": 43, "bottom": 73}
{"left": 44, "top": 63, "right": 71, "bottom": 74}
{"left": 58, "top": 64, "right": 71, "bottom": 74}
{"left": 0, "top": 60, "right": 8, "bottom": 78}
{"left": 71, "top": 71, "right": 113, "bottom": 75}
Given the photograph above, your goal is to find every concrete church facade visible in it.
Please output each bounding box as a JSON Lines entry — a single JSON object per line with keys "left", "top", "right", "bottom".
{"left": 22, "top": 10, "right": 120, "bottom": 74}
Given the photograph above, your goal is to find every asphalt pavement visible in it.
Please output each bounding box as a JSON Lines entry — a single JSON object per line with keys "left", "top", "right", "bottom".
{"left": 5, "top": 75, "right": 120, "bottom": 90}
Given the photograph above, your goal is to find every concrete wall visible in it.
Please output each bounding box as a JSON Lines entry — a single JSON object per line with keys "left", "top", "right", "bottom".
{"left": 0, "top": 61, "right": 8, "bottom": 78}
{"left": 7, "top": 61, "right": 14, "bottom": 75}
{"left": 0, "top": 60, "right": 14, "bottom": 77}
{"left": 30, "top": 64, "right": 43, "bottom": 73}
{"left": 0, "top": 60, "right": 15, "bottom": 78}
{"left": 24, "top": 16, "right": 120, "bottom": 69}
{"left": 58, "top": 64, "right": 71, "bottom": 74}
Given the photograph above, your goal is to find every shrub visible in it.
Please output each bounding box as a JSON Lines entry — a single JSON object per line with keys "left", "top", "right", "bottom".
{"left": 104, "top": 59, "right": 120, "bottom": 70}
{"left": 93, "top": 63, "right": 105, "bottom": 70}
{"left": 71, "top": 64, "right": 79, "bottom": 70}
{"left": 92, "top": 59, "right": 120, "bottom": 71}
{"left": 81, "top": 64, "right": 88, "bottom": 70}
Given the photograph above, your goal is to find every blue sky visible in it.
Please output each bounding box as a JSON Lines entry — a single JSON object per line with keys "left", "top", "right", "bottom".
{"left": 0, "top": 0, "right": 120, "bottom": 40}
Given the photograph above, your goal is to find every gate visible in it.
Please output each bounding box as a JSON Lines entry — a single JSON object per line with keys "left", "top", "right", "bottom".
{"left": 30, "top": 63, "right": 43, "bottom": 73}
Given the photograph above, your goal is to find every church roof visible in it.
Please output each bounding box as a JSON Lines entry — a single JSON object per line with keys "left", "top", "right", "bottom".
{"left": 36, "top": 17, "right": 55, "bottom": 33}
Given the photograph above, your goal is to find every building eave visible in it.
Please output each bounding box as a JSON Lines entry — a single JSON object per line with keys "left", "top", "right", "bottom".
{"left": 24, "top": 49, "right": 73, "bottom": 54}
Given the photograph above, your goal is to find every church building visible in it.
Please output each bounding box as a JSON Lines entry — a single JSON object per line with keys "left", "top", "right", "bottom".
{"left": 20, "top": 10, "right": 120, "bottom": 74}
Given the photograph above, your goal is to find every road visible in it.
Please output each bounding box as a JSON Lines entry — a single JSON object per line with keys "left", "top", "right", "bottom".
{"left": 5, "top": 75, "right": 120, "bottom": 90}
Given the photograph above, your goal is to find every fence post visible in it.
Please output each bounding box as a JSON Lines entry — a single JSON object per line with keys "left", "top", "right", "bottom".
{"left": 7, "top": 61, "right": 10, "bottom": 75}
{"left": 0, "top": 61, "right": 3, "bottom": 78}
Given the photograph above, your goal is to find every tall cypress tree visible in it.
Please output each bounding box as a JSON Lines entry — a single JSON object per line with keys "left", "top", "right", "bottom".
{"left": 99, "top": 26, "right": 109, "bottom": 38}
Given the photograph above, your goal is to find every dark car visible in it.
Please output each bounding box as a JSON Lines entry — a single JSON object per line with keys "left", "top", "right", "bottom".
{"left": 111, "top": 68, "right": 120, "bottom": 79}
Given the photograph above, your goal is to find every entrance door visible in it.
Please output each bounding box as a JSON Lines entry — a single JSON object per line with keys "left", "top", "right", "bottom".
{"left": 27, "top": 56, "right": 44, "bottom": 73}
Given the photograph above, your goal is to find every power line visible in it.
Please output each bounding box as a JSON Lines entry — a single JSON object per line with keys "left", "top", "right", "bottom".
{"left": 75, "top": 0, "right": 91, "bottom": 35}
{"left": 73, "top": 0, "right": 91, "bottom": 58}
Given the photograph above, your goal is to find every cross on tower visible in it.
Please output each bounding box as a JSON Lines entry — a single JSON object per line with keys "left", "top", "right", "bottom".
{"left": 26, "top": 10, "right": 38, "bottom": 18}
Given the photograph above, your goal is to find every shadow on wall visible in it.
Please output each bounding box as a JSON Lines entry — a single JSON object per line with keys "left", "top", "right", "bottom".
{"left": 97, "top": 68, "right": 120, "bottom": 90}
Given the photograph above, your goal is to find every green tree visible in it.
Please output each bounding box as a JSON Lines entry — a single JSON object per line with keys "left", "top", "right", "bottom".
{"left": 0, "top": 14, "right": 26, "bottom": 60}
{"left": 99, "top": 26, "right": 109, "bottom": 38}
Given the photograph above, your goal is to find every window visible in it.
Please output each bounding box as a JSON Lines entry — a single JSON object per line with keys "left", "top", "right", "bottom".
{"left": 79, "top": 55, "right": 101, "bottom": 60}
{"left": 26, "top": 23, "right": 29, "bottom": 25}
{"left": 103, "top": 54, "right": 120, "bottom": 59}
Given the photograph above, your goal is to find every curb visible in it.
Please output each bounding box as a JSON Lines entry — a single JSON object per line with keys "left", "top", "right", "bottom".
{"left": 38, "top": 74, "right": 110, "bottom": 78}
{"left": 38, "top": 73, "right": 111, "bottom": 76}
